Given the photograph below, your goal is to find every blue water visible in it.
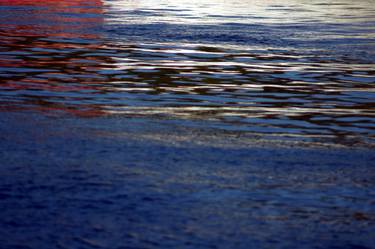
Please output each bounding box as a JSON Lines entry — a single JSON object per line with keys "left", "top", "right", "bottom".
{"left": 0, "top": 0, "right": 375, "bottom": 248}
{"left": 1, "top": 0, "right": 375, "bottom": 144}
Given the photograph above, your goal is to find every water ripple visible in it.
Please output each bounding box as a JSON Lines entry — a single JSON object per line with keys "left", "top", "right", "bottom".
{"left": 0, "top": 0, "right": 374, "bottom": 144}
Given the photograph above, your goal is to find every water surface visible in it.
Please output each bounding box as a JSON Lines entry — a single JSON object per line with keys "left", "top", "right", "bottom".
{"left": 1, "top": 0, "right": 375, "bottom": 144}
{"left": 1, "top": 1, "right": 375, "bottom": 248}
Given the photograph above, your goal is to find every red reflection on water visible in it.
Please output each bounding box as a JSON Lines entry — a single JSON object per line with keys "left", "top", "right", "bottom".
{"left": 0, "top": 0, "right": 103, "bottom": 38}
{"left": 0, "top": 0, "right": 107, "bottom": 117}
{"left": 0, "top": 0, "right": 102, "bottom": 7}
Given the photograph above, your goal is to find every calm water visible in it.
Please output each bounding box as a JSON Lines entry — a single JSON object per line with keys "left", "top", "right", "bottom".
{"left": 1, "top": 0, "right": 375, "bottom": 144}
{"left": 1, "top": 1, "right": 375, "bottom": 249}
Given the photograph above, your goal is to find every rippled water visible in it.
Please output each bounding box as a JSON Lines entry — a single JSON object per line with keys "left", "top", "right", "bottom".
{"left": 1, "top": 0, "right": 375, "bottom": 143}
{"left": 1, "top": 112, "right": 375, "bottom": 249}
{"left": 1, "top": 1, "right": 375, "bottom": 248}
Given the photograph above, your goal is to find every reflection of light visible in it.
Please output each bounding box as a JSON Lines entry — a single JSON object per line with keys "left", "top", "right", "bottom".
{"left": 0, "top": 0, "right": 103, "bottom": 38}
{"left": 103, "top": 105, "right": 367, "bottom": 118}
{"left": 106, "top": 0, "right": 375, "bottom": 25}
{"left": 0, "top": 0, "right": 107, "bottom": 116}
{"left": 0, "top": 0, "right": 102, "bottom": 7}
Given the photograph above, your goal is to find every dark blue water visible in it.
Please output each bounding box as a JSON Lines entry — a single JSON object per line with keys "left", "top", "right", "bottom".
{"left": 0, "top": 0, "right": 375, "bottom": 248}
{"left": 1, "top": 112, "right": 374, "bottom": 249}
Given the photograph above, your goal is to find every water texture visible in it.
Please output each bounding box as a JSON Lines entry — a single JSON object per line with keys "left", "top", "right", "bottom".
{"left": 0, "top": 0, "right": 374, "bottom": 144}
{"left": 1, "top": 112, "right": 374, "bottom": 249}
{"left": 1, "top": 1, "right": 375, "bottom": 249}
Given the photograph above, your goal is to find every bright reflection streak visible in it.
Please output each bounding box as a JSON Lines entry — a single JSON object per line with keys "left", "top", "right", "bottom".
{"left": 105, "top": 0, "right": 375, "bottom": 24}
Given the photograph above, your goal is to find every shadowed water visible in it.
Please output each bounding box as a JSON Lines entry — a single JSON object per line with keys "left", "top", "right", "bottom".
{"left": 1, "top": 0, "right": 375, "bottom": 145}
{"left": 1, "top": 1, "right": 375, "bottom": 249}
